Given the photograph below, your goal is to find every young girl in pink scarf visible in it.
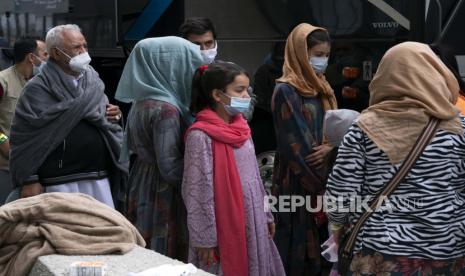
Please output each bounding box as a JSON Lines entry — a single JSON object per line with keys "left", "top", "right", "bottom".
{"left": 182, "top": 62, "right": 285, "bottom": 276}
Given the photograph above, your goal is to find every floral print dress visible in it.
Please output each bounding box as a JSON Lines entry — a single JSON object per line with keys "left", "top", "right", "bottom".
{"left": 348, "top": 248, "right": 465, "bottom": 276}
{"left": 271, "top": 82, "right": 332, "bottom": 275}
{"left": 125, "top": 99, "right": 187, "bottom": 261}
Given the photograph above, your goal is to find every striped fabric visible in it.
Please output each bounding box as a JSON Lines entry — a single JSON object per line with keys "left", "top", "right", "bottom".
{"left": 326, "top": 116, "right": 465, "bottom": 259}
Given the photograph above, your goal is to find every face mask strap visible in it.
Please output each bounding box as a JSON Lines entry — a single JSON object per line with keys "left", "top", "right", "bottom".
{"left": 31, "top": 53, "right": 45, "bottom": 66}
{"left": 220, "top": 90, "right": 231, "bottom": 99}
{"left": 211, "top": 41, "right": 218, "bottom": 51}
{"left": 217, "top": 90, "right": 230, "bottom": 107}
{"left": 201, "top": 41, "right": 218, "bottom": 52}
{"left": 55, "top": 47, "right": 72, "bottom": 60}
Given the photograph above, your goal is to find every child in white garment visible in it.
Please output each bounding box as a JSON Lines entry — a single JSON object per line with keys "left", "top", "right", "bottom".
{"left": 324, "top": 109, "right": 360, "bottom": 147}
{"left": 321, "top": 109, "right": 360, "bottom": 276}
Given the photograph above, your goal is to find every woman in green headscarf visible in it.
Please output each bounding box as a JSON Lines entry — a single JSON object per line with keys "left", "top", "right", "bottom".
{"left": 115, "top": 36, "right": 203, "bottom": 260}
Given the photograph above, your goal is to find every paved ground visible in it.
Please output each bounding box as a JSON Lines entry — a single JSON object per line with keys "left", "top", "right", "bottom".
{"left": 30, "top": 245, "right": 214, "bottom": 276}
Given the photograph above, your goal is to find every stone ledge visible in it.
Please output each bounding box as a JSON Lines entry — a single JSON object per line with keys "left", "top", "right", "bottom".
{"left": 29, "top": 245, "right": 214, "bottom": 276}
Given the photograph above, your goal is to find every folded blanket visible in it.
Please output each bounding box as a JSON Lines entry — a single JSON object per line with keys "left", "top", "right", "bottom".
{"left": 0, "top": 192, "right": 145, "bottom": 276}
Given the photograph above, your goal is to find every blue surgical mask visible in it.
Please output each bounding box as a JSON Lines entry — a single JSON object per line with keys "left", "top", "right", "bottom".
{"left": 32, "top": 54, "right": 46, "bottom": 76}
{"left": 221, "top": 92, "right": 251, "bottom": 116}
{"left": 309, "top": 56, "right": 329, "bottom": 74}
{"left": 32, "top": 61, "right": 46, "bottom": 76}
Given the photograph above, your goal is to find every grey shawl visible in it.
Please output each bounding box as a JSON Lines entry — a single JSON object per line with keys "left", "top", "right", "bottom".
{"left": 9, "top": 61, "right": 128, "bottom": 192}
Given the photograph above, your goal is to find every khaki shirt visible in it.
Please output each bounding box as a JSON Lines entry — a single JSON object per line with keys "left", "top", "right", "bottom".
{"left": 0, "top": 66, "right": 26, "bottom": 169}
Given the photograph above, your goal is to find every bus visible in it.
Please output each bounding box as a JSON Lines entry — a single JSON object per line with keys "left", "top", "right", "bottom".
{"left": 1, "top": 0, "right": 464, "bottom": 191}
{"left": 1, "top": 0, "right": 463, "bottom": 106}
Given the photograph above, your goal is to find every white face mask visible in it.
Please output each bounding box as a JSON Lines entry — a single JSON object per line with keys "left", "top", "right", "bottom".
{"left": 201, "top": 42, "right": 218, "bottom": 64}
{"left": 309, "top": 56, "right": 329, "bottom": 74}
{"left": 57, "top": 47, "right": 91, "bottom": 72}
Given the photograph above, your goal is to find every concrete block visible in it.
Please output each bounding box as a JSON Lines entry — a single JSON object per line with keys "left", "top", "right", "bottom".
{"left": 29, "top": 245, "right": 214, "bottom": 276}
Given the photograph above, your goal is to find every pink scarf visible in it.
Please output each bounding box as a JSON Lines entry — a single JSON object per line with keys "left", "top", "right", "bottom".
{"left": 186, "top": 108, "right": 250, "bottom": 276}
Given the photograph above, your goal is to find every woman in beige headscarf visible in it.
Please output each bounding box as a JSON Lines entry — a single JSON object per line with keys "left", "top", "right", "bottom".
{"left": 325, "top": 42, "right": 465, "bottom": 275}
{"left": 271, "top": 23, "right": 337, "bottom": 275}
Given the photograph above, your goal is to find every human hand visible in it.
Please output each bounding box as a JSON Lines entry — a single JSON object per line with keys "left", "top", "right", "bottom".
{"left": 305, "top": 144, "right": 333, "bottom": 169}
{"left": 333, "top": 227, "right": 345, "bottom": 246}
{"left": 0, "top": 139, "right": 10, "bottom": 159}
{"left": 268, "top": 222, "right": 276, "bottom": 239}
{"left": 20, "top": 182, "right": 43, "bottom": 198}
{"left": 106, "top": 104, "right": 122, "bottom": 123}
{"left": 196, "top": 247, "right": 219, "bottom": 266}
